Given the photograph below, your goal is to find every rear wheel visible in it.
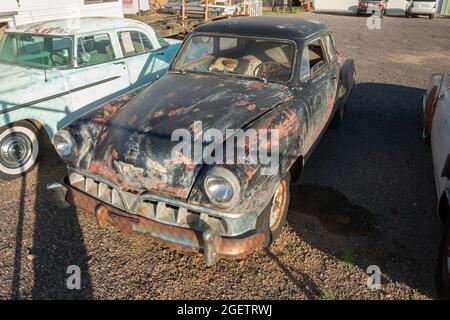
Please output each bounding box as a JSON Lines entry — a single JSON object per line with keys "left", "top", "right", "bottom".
{"left": 257, "top": 172, "right": 291, "bottom": 247}
{"left": 437, "top": 219, "right": 450, "bottom": 299}
{"left": 0, "top": 121, "right": 40, "bottom": 180}
{"left": 430, "top": 14, "right": 435, "bottom": 19}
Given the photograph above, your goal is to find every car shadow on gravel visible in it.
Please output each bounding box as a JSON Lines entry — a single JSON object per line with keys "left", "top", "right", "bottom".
{"left": 286, "top": 82, "right": 439, "bottom": 298}
{"left": 30, "top": 142, "right": 93, "bottom": 299}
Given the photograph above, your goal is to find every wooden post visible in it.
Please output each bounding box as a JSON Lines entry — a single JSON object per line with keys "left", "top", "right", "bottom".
{"left": 204, "top": 0, "right": 209, "bottom": 21}
{"left": 181, "top": 0, "right": 186, "bottom": 29}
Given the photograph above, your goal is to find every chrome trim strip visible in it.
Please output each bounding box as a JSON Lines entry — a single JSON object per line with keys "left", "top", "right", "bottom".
{"left": 0, "top": 76, "right": 121, "bottom": 115}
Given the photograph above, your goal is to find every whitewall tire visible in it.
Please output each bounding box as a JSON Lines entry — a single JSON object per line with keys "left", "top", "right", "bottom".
{"left": 0, "top": 122, "right": 40, "bottom": 180}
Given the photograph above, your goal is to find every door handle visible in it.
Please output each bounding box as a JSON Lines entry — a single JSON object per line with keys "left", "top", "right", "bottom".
{"left": 439, "top": 93, "right": 445, "bottom": 100}
{"left": 332, "top": 74, "right": 337, "bottom": 80}
{"left": 113, "top": 61, "right": 125, "bottom": 65}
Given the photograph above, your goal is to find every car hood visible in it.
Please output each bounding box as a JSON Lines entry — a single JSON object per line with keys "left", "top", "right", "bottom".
{"left": 0, "top": 62, "right": 63, "bottom": 111}
{"left": 83, "top": 72, "right": 294, "bottom": 200}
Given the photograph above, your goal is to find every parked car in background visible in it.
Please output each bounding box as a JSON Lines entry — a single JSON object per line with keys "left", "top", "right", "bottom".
{"left": 49, "top": 17, "right": 355, "bottom": 266}
{"left": 357, "top": 0, "right": 388, "bottom": 17}
{"left": 0, "top": 17, "right": 180, "bottom": 180}
{"left": 423, "top": 73, "right": 450, "bottom": 299}
{"left": 406, "top": 0, "right": 437, "bottom": 19}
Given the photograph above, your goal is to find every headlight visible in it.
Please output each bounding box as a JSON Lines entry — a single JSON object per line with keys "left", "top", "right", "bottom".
{"left": 204, "top": 167, "right": 240, "bottom": 209}
{"left": 53, "top": 130, "right": 75, "bottom": 159}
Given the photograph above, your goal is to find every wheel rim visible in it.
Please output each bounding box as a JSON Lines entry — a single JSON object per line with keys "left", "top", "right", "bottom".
{"left": 0, "top": 132, "right": 32, "bottom": 169}
{"left": 269, "top": 179, "right": 287, "bottom": 231}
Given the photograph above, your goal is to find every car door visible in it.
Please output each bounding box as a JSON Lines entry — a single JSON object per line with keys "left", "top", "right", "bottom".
{"left": 116, "top": 29, "right": 170, "bottom": 88}
{"left": 323, "top": 33, "right": 340, "bottom": 108}
{"left": 431, "top": 75, "right": 450, "bottom": 196}
{"left": 298, "top": 37, "right": 335, "bottom": 150}
{"left": 67, "top": 32, "right": 131, "bottom": 119}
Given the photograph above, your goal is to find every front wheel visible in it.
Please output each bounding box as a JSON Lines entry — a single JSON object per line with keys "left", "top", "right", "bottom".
{"left": 257, "top": 172, "right": 291, "bottom": 247}
{"left": 437, "top": 220, "right": 450, "bottom": 299}
{"left": 0, "top": 121, "right": 40, "bottom": 180}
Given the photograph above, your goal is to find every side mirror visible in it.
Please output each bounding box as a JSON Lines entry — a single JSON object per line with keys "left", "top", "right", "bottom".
{"left": 80, "top": 52, "right": 91, "bottom": 64}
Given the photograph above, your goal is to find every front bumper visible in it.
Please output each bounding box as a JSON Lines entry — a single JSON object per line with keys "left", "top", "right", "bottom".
{"left": 47, "top": 177, "right": 265, "bottom": 265}
{"left": 358, "top": 7, "right": 383, "bottom": 14}
{"left": 408, "top": 8, "right": 436, "bottom": 15}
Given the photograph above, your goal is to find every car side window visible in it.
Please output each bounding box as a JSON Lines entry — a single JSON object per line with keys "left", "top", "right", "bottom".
{"left": 77, "top": 34, "right": 115, "bottom": 66}
{"left": 300, "top": 39, "right": 327, "bottom": 81}
{"left": 299, "top": 46, "right": 310, "bottom": 81}
{"left": 118, "top": 31, "right": 154, "bottom": 57}
{"left": 324, "top": 34, "right": 337, "bottom": 61}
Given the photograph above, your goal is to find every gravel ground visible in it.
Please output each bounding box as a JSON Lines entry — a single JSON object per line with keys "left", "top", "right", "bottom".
{"left": 1, "top": 12, "right": 450, "bottom": 300}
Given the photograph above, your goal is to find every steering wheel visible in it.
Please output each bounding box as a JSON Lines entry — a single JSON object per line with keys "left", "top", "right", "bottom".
{"left": 50, "top": 51, "right": 67, "bottom": 67}
{"left": 253, "top": 62, "right": 289, "bottom": 80}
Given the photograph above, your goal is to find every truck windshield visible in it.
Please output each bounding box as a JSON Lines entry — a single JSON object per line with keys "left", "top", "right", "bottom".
{"left": 172, "top": 35, "right": 295, "bottom": 83}
{"left": 0, "top": 33, "right": 72, "bottom": 69}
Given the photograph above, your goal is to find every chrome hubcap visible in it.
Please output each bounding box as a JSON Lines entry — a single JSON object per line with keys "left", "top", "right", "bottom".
{"left": 0, "top": 133, "right": 32, "bottom": 169}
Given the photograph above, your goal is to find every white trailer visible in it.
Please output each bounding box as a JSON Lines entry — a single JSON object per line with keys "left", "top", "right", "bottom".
{"left": 313, "top": 0, "right": 438, "bottom": 15}
{"left": 0, "top": 0, "right": 124, "bottom": 27}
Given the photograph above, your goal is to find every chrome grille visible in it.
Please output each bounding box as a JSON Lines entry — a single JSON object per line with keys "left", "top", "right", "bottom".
{"left": 69, "top": 171, "right": 227, "bottom": 235}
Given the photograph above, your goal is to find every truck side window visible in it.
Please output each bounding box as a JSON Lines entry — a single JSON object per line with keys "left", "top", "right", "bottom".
{"left": 308, "top": 39, "right": 326, "bottom": 75}
{"left": 299, "top": 46, "right": 310, "bottom": 81}
{"left": 300, "top": 39, "right": 327, "bottom": 80}
{"left": 77, "top": 34, "right": 115, "bottom": 66}
{"left": 118, "top": 31, "right": 154, "bottom": 57}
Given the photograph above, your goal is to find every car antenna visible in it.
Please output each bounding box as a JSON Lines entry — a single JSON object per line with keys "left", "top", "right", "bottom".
{"left": 43, "top": 65, "right": 48, "bottom": 82}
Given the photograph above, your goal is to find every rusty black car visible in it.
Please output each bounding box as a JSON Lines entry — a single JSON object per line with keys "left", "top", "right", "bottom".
{"left": 48, "top": 17, "right": 356, "bottom": 265}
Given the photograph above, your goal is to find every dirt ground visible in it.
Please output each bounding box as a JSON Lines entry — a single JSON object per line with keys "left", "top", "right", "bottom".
{"left": 1, "top": 12, "right": 450, "bottom": 300}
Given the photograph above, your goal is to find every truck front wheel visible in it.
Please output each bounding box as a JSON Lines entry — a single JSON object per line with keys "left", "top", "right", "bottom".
{"left": 0, "top": 121, "right": 41, "bottom": 180}
{"left": 257, "top": 173, "right": 291, "bottom": 247}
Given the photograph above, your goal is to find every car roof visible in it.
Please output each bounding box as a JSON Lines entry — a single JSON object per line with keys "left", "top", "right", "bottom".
{"left": 193, "top": 16, "right": 328, "bottom": 40}
{"left": 7, "top": 17, "right": 151, "bottom": 36}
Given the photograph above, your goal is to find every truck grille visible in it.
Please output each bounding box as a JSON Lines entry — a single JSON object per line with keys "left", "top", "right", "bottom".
{"left": 68, "top": 171, "right": 227, "bottom": 235}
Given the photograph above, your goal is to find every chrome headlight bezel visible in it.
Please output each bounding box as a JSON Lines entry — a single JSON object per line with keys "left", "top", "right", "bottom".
{"left": 203, "top": 167, "right": 241, "bottom": 209}
{"left": 52, "top": 130, "right": 77, "bottom": 163}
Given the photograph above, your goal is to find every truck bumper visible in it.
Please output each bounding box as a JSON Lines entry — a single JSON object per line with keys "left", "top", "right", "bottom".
{"left": 47, "top": 179, "right": 266, "bottom": 266}
{"left": 409, "top": 8, "right": 436, "bottom": 15}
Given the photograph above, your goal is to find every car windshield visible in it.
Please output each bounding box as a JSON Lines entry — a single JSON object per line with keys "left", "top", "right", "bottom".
{"left": 172, "top": 35, "right": 295, "bottom": 83}
{"left": 0, "top": 33, "right": 72, "bottom": 69}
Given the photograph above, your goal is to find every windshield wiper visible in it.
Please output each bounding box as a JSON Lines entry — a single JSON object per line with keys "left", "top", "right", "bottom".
{"left": 226, "top": 72, "right": 267, "bottom": 83}
{"left": 173, "top": 69, "right": 267, "bottom": 83}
